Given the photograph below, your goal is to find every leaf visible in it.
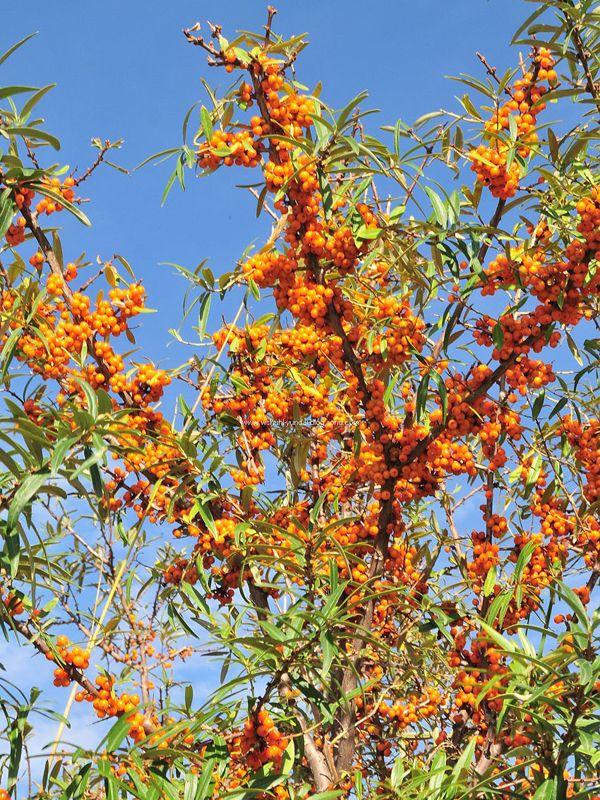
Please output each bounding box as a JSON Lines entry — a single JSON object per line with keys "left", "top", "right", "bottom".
{"left": 452, "top": 735, "right": 477, "bottom": 777}
{"left": 113, "top": 253, "right": 136, "bottom": 280}
{"left": 429, "top": 751, "right": 447, "bottom": 792}
{"left": 320, "top": 630, "right": 335, "bottom": 677}
{"left": 33, "top": 182, "right": 90, "bottom": 225}
{"left": 183, "top": 774, "right": 198, "bottom": 800}
{"left": 75, "top": 379, "right": 98, "bottom": 418}
{"left": 248, "top": 278, "right": 260, "bottom": 300}
{"left": 430, "top": 371, "right": 448, "bottom": 422}
{"left": 525, "top": 454, "right": 543, "bottom": 490}
{"left": 415, "top": 372, "right": 430, "bottom": 422}
{"left": 478, "top": 620, "right": 517, "bottom": 654}
{"left": 309, "top": 490, "right": 328, "bottom": 525}
{"left": 20, "top": 83, "right": 56, "bottom": 119}
{"left": 492, "top": 322, "right": 504, "bottom": 350}
{"left": 0, "top": 187, "right": 14, "bottom": 240}
{"left": 8, "top": 125, "right": 60, "bottom": 150}
{"left": 555, "top": 582, "right": 588, "bottom": 626}
{"left": 87, "top": 452, "right": 104, "bottom": 499}
{"left": 103, "top": 712, "right": 132, "bottom": 752}
{"left": 549, "top": 396, "right": 568, "bottom": 418}
{"left": 383, "top": 371, "right": 400, "bottom": 408}
{"left": 514, "top": 539, "right": 538, "bottom": 583}
{"left": 485, "top": 591, "right": 512, "bottom": 628}
{"left": 548, "top": 129, "right": 559, "bottom": 163}
{"left": 566, "top": 332, "right": 582, "bottom": 366}
{"left": 255, "top": 184, "right": 268, "bottom": 217}
{"left": 196, "top": 758, "right": 216, "bottom": 800}
{"left": 7, "top": 716, "right": 24, "bottom": 789}
{"left": 511, "top": 4, "right": 546, "bottom": 44}
{"left": 531, "top": 391, "right": 545, "bottom": 420}
{"left": 460, "top": 93, "right": 482, "bottom": 119}
{"left": 0, "top": 86, "right": 37, "bottom": 101}
{"left": 0, "top": 33, "right": 37, "bottom": 67}
{"left": 201, "top": 106, "right": 213, "bottom": 140}
{"left": 448, "top": 73, "right": 494, "bottom": 98}
{"left": 51, "top": 231, "right": 63, "bottom": 270}
{"left": 414, "top": 110, "right": 445, "bottom": 127}
{"left": 7, "top": 472, "right": 49, "bottom": 530}
{"left": 561, "top": 136, "right": 586, "bottom": 167}
{"left": 6, "top": 472, "right": 50, "bottom": 575}
{"left": 161, "top": 164, "right": 179, "bottom": 206}
{"left": 354, "top": 224, "right": 382, "bottom": 241}
{"left": 198, "top": 292, "right": 211, "bottom": 339}
{"left": 50, "top": 435, "right": 78, "bottom": 474}
{"left": 318, "top": 168, "right": 333, "bottom": 218}
{"left": 184, "top": 684, "right": 193, "bottom": 712}
{"left": 483, "top": 565, "right": 497, "bottom": 597}
{"left": 390, "top": 755, "right": 405, "bottom": 789}
{"left": 533, "top": 779, "right": 556, "bottom": 800}
{"left": 424, "top": 186, "right": 448, "bottom": 228}
{"left": 453, "top": 125, "right": 464, "bottom": 155}
{"left": 0, "top": 327, "right": 24, "bottom": 381}
{"left": 337, "top": 90, "right": 369, "bottom": 131}
{"left": 197, "top": 502, "right": 217, "bottom": 535}
{"left": 135, "top": 146, "right": 181, "bottom": 170}
{"left": 104, "top": 261, "right": 117, "bottom": 287}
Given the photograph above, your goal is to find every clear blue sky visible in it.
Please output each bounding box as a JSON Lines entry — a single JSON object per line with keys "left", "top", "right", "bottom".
{"left": 1, "top": 0, "right": 530, "bottom": 370}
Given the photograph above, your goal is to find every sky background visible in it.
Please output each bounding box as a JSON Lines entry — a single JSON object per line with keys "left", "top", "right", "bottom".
{"left": 0, "top": 0, "right": 573, "bottom": 781}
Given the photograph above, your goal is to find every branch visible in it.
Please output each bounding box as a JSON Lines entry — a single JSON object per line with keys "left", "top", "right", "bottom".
{"left": 73, "top": 139, "right": 121, "bottom": 186}
{"left": 563, "top": 6, "right": 600, "bottom": 115}
{"left": 7, "top": 614, "right": 98, "bottom": 698}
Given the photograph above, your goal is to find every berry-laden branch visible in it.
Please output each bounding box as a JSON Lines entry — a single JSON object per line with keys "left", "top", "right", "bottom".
{"left": 178, "top": 19, "right": 599, "bottom": 794}
{"left": 5, "top": 613, "right": 98, "bottom": 698}
{"left": 13, "top": 192, "right": 134, "bottom": 408}
{"left": 0, "top": 164, "right": 194, "bottom": 749}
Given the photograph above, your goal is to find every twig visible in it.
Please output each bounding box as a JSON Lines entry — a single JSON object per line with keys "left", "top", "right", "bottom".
{"left": 264, "top": 6, "right": 277, "bottom": 45}
{"left": 476, "top": 52, "right": 516, "bottom": 100}
{"left": 73, "top": 140, "right": 120, "bottom": 186}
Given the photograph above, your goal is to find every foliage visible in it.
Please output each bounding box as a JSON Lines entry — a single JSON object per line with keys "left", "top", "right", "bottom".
{"left": 0, "top": 2, "right": 599, "bottom": 799}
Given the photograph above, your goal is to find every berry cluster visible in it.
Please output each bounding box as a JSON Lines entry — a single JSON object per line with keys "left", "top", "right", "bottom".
{"left": 469, "top": 48, "right": 556, "bottom": 198}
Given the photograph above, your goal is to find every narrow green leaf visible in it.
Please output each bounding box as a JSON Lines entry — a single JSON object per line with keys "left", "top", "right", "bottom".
{"left": 8, "top": 126, "right": 60, "bottom": 150}
{"left": 0, "top": 33, "right": 38, "bottom": 67}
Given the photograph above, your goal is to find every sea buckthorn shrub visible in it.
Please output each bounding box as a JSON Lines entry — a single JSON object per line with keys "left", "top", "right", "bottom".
{"left": 0, "top": 5, "right": 599, "bottom": 800}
